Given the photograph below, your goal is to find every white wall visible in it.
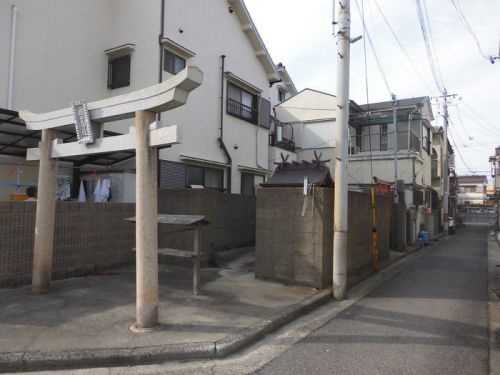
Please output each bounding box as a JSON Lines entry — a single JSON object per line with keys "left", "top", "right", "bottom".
{"left": 0, "top": 0, "right": 279, "bottom": 196}
{"left": 275, "top": 89, "right": 337, "bottom": 123}
{"left": 158, "top": 0, "right": 273, "bottom": 193}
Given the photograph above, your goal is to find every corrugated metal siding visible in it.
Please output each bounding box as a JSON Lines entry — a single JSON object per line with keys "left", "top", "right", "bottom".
{"left": 160, "top": 161, "right": 186, "bottom": 189}
{"left": 301, "top": 121, "right": 335, "bottom": 149}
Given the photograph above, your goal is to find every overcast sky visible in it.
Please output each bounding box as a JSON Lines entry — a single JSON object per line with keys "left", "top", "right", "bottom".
{"left": 245, "top": 0, "right": 500, "bottom": 178}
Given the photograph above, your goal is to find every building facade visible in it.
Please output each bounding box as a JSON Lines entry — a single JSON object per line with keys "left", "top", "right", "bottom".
{"left": 0, "top": 0, "right": 296, "bottom": 200}
{"left": 457, "top": 175, "right": 488, "bottom": 206}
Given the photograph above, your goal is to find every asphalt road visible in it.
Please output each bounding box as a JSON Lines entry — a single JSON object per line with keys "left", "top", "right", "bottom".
{"left": 258, "top": 225, "right": 490, "bottom": 375}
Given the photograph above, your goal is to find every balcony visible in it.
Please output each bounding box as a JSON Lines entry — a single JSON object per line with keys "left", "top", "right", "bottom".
{"left": 269, "top": 133, "right": 296, "bottom": 153}
{"left": 227, "top": 98, "right": 258, "bottom": 124}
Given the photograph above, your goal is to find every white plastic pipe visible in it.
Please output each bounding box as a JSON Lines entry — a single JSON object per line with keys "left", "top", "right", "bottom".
{"left": 333, "top": 0, "right": 351, "bottom": 300}
{"left": 8, "top": 5, "right": 18, "bottom": 110}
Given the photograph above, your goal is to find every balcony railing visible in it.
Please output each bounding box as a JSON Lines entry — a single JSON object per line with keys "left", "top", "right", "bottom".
{"left": 227, "top": 98, "right": 258, "bottom": 124}
{"left": 269, "top": 133, "right": 296, "bottom": 152}
{"left": 409, "top": 132, "right": 420, "bottom": 152}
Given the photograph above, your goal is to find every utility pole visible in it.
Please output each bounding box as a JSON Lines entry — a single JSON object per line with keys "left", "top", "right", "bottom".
{"left": 433, "top": 92, "right": 456, "bottom": 238}
{"left": 443, "top": 91, "right": 449, "bottom": 237}
{"left": 392, "top": 93, "right": 399, "bottom": 249}
{"left": 333, "top": 0, "right": 351, "bottom": 300}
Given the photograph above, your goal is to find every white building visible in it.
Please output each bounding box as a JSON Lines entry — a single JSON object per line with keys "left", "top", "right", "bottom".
{"left": 0, "top": 0, "right": 296, "bottom": 200}
{"left": 457, "top": 175, "right": 488, "bottom": 206}
{"left": 272, "top": 92, "right": 451, "bottom": 242}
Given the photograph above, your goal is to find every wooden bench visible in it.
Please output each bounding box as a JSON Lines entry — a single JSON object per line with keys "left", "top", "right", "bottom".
{"left": 127, "top": 214, "right": 209, "bottom": 295}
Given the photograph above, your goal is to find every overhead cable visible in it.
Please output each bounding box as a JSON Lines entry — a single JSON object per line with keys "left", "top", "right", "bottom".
{"left": 373, "top": 0, "right": 435, "bottom": 95}
{"left": 450, "top": 0, "right": 493, "bottom": 62}
{"left": 415, "top": 0, "right": 445, "bottom": 92}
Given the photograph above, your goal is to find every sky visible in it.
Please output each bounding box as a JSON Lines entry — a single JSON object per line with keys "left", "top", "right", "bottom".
{"left": 245, "top": 0, "right": 500, "bottom": 178}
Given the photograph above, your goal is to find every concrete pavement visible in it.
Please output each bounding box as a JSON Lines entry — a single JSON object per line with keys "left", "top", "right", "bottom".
{"left": 0, "top": 248, "right": 331, "bottom": 372}
{"left": 259, "top": 225, "right": 490, "bottom": 375}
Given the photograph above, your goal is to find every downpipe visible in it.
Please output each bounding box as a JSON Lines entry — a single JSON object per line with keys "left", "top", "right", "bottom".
{"left": 218, "top": 55, "right": 232, "bottom": 193}
{"left": 7, "top": 5, "right": 18, "bottom": 109}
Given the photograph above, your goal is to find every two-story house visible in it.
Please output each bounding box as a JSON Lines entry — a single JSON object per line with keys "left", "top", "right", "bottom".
{"left": 457, "top": 175, "right": 488, "bottom": 206}
{"left": 272, "top": 92, "right": 450, "bottom": 243}
{"left": 0, "top": 0, "right": 295, "bottom": 200}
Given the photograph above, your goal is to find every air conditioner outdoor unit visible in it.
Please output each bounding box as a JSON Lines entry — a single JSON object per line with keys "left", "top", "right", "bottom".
{"left": 349, "top": 146, "right": 360, "bottom": 155}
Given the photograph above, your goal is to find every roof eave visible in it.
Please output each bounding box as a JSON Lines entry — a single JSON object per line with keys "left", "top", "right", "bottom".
{"left": 228, "top": 0, "right": 280, "bottom": 82}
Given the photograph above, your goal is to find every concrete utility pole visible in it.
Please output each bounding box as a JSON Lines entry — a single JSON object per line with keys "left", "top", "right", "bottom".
{"left": 392, "top": 94, "right": 398, "bottom": 204}
{"left": 392, "top": 94, "right": 399, "bottom": 249}
{"left": 442, "top": 91, "right": 450, "bottom": 238}
{"left": 333, "top": 0, "right": 351, "bottom": 300}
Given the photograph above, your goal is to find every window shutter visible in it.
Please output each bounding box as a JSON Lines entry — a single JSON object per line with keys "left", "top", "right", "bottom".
{"left": 159, "top": 161, "right": 186, "bottom": 188}
{"left": 259, "top": 97, "right": 271, "bottom": 129}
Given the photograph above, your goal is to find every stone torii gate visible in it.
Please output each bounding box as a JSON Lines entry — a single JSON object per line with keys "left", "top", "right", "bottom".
{"left": 19, "top": 67, "right": 203, "bottom": 330}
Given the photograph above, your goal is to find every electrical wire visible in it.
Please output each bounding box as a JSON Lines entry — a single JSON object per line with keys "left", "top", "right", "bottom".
{"left": 359, "top": 0, "right": 374, "bottom": 181}
{"left": 447, "top": 126, "right": 474, "bottom": 172}
{"left": 415, "top": 0, "right": 445, "bottom": 92}
{"left": 450, "top": 0, "right": 492, "bottom": 62}
{"left": 421, "top": 0, "right": 445, "bottom": 87}
{"left": 373, "top": 0, "right": 435, "bottom": 94}
{"left": 353, "top": 0, "right": 392, "bottom": 98}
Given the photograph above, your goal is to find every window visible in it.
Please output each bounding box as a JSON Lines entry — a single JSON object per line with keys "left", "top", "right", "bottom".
{"left": 227, "top": 82, "right": 258, "bottom": 124}
{"left": 186, "top": 165, "right": 204, "bottom": 186}
{"left": 278, "top": 89, "right": 286, "bottom": 102}
{"left": 431, "top": 149, "right": 438, "bottom": 179}
{"left": 107, "top": 54, "right": 131, "bottom": 89}
{"left": 159, "top": 161, "right": 224, "bottom": 191}
{"left": 163, "top": 49, "right": 186, "bottom": 75}
{"left": 380, "top": 124, "right": 388, "bottom": 151}
{"left": 186, "top": 165, "right": 224, "bottom": 191}
{"left": 241, "top": 173, "right": 256, "bottom": 195}
{"left": 423, "top": 127, "right": 431, "bottom": 153}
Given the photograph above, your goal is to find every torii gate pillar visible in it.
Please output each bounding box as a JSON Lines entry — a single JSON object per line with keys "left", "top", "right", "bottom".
{"left": 32, "top": 129, "right": 58, "bottom": 295}
{"left": 134, "top": 110, "right": 159, "bottom": 329}
{"left": 20, "top": 66, "right": 203, "bottom": 330}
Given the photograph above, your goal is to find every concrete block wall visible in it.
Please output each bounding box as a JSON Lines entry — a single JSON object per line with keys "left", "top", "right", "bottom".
{"left": 255, "top": 187, "right": 333, "bottom": 289}
{"left": 348, "top": 191, "right": 391, "bottom": 279}
{"left": 255, "top": 188, "right": 392, "bottom": 289}
{"left": 0, "top": 201, "right": 135, "bottom": 287}
{"left": 157, "top": 189, "right": 256, "bottom": 264}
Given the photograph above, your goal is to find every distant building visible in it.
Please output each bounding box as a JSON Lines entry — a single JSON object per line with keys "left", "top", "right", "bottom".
{"left": 457, "top": 175, "right": 488, "bottom": 206}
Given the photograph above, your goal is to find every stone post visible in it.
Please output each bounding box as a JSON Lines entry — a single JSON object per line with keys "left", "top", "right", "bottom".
{"left": 32, "top": 129, "right": 58, "bottom": 295}
{"left": 134, "top": 110, "right": 159, "bottom": 329}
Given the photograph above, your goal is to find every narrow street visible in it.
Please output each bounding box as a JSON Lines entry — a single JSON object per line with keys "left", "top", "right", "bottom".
{"left": 258, "top": 225, "right": 490, "bottom": 375}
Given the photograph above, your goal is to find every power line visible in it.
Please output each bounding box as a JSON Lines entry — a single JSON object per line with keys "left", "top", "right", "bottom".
{"left": 358, "top": 0, "right": 375, "bottom": 181}
{"left": 449, "top": 0, "right": 493, "bottom": 62}
{"left": 421, "top": 0, "right": 445, "bottom": 87}
{"left": 415, "top": 0, "right": 445, "bottom": 92}
{"left": 373, "top": 0, "right": 435, "bottom": 95}
{"left": 447, "top": 126, "right": 474, "bottom": 172}
{"left": 353, "top": 0, "right": 392, "bottom": 98}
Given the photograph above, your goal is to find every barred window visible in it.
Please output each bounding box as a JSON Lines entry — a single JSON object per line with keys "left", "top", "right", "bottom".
{"left": 107, "top": 54, "right": 131, "bottom": 89}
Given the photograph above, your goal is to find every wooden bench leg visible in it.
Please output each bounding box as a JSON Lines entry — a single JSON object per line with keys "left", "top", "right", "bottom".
{"left": 193, "top": 223, "right": 201, "bottom": 295}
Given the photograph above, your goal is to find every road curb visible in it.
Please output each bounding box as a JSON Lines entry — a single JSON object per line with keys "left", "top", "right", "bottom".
{"left": 0, "top": 291, "right": 332, "bottom": 373}
{"left": 488, "top": 231, "right": 500, "bottom": 375}
{"left": 215, "top": 289, "right": 332, "bottom": 358}
{"left": 0, "top": 245, "right": 424, "bottom": 373}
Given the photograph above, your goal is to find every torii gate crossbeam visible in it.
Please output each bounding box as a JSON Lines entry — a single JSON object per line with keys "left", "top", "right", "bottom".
{"left": 19, "top": 67, "right": 203, "bottom": 330}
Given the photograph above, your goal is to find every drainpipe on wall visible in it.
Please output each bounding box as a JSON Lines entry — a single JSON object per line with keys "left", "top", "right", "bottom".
{"left": 157, "top": 0, "right": 165, "bottom": 188}
{"left": 255, "top": 95, "right": 265, "bottom": 171}
{"left": 218, "top": 55, "right": 232, "bottom": 193}
{"left": 158, "top": 0, "right": 165, "bottom": 116}
{"left": 7, "top": 5, "right": 18, "bottom": 110}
